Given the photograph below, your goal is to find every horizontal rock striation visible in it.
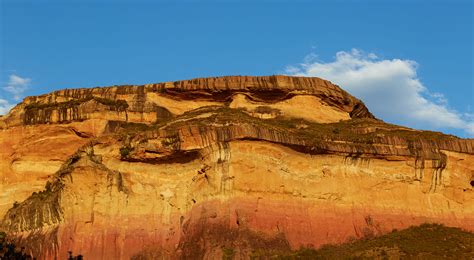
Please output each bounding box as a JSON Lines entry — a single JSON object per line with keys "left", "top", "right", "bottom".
{"left": 0, "top": 75, "right": 473, "bottom": 259}
{"left": 0, "top": 75, "right": 373, "bottom": 128}
{"left": 123, "top": 107, "right": 474, "bottom": 161}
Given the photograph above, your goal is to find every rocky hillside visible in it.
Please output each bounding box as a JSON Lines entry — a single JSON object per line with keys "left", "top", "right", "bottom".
{"left": 0, "top": 75, "right": 473, "bottom": 259}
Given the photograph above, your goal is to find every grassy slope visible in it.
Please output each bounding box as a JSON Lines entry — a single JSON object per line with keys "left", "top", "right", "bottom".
{"left": 120, "top": 106, "right": 458, "bottom": 142}
{"left": 270, "top": 224, "right": 474, "bottom": 259}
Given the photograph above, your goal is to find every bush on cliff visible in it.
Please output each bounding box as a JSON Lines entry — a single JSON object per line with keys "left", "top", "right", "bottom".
{"left": 120, "top": 146, "right": 132, "bottom": 158}
{"left": 0, "top": 231, "right": 35, "bottom": 259}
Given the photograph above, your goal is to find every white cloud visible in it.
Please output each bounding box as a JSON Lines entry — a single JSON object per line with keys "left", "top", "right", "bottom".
{"left": 0, "top": 98, "right": 14, "bottom": 115}
{"left": 0, "top": 74, "right": 32, "bottom": 115}
{"left": 3, "top": 74, "right": 31, "bottom": 101}
{"left": 286, "top": 49, "right": 474, "bottom": 137}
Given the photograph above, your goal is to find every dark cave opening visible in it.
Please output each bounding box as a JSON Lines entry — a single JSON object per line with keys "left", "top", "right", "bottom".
{"left": 470, "top": 180, "right": 474, "bottom": 187}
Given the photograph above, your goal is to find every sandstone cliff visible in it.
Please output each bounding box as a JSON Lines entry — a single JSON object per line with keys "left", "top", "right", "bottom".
{"left": 0, "top": 75, "right": 473, "bottom": 259}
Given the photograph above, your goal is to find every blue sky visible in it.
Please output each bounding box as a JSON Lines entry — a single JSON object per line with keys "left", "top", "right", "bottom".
{"left": 1, "top": 0, "right": 473, "bottom": 137}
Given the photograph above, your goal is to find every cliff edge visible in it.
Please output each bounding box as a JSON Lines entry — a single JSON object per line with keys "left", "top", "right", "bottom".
{"left": 0, "top": 75, "right": 473, "bottom": 259}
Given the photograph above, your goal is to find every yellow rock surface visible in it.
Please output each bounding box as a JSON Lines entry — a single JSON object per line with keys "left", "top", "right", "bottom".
{"left": 0, "top": 76, "right": 472, "bottom": 259}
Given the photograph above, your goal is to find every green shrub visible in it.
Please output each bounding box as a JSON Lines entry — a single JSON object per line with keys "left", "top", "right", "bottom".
{"left": 120, "top": 146, "right": 132, "bottom": 158}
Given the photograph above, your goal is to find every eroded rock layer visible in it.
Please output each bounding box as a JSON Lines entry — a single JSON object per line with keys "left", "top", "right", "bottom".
{"left": 0, "top": 75, "right": 473, "bottom": 259}
{"left": 0, "top": 75, "right": 373, "bottom": 128}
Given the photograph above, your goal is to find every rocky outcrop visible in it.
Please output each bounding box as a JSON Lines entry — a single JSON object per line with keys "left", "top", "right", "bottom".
{"left": 0, "top": 75, "right": 373, "bottom": 128}
{"left": 0, "top": 76, "right": 473, "bottom": 259}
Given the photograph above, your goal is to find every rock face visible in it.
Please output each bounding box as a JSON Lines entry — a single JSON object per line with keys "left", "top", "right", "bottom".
{"left": 0, "top": 75, "right": 473, "bottom": 259}
{"left": 0, "top": 75, "right": 373, "bottom": 129}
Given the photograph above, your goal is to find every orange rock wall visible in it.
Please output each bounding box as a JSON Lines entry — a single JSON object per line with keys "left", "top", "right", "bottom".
{"left": 0, "top": 76, "right": 472, "bottom": 259}
{"left": 4, "top": 140, "right": 473, "bottom": 259}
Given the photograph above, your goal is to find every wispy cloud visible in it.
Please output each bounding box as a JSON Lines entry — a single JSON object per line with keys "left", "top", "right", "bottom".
{"left": 4, "top": 74, "right": 31, "bottom": 101}
{"left": 0, "top": 98, "right": 14, "bottom": 115}
{"left": 0, "top": 74, "right": 32, "bottom": 115}
{"left": 286, "top": 49, "right": 474, "bottom": 136}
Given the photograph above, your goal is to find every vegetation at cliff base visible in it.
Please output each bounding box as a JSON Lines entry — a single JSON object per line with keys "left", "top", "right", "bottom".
{"left": 0, "top": 231, "right": 35, "bottom": 259}
{"left": 271, "top": 224, "right": 474, "bottom": 259}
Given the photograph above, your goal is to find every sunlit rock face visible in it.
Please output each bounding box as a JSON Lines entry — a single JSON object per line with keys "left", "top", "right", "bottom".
{"left": 0, "top": 75, "right": 473, "bottom": 259}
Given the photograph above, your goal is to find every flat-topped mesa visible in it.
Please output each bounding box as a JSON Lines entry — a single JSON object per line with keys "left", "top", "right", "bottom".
{"left": 168, "top": 75, "right": 345, "bottom": 92}
{"left": 1, "top": 75, "right": 474, "bottom": 260}
{"left": 0, "top": 75, "right": 374, "bottom": 128}
{"left": 25, "top": 75, "right": 360, "bottom": 98}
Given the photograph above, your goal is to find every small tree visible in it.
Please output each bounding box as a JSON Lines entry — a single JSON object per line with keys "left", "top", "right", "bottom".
{"left": 68, "top": 250, "right": 83, "bottom": 260}
{"left": 120, "top": 146, "right": 131, "bottom": 158}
